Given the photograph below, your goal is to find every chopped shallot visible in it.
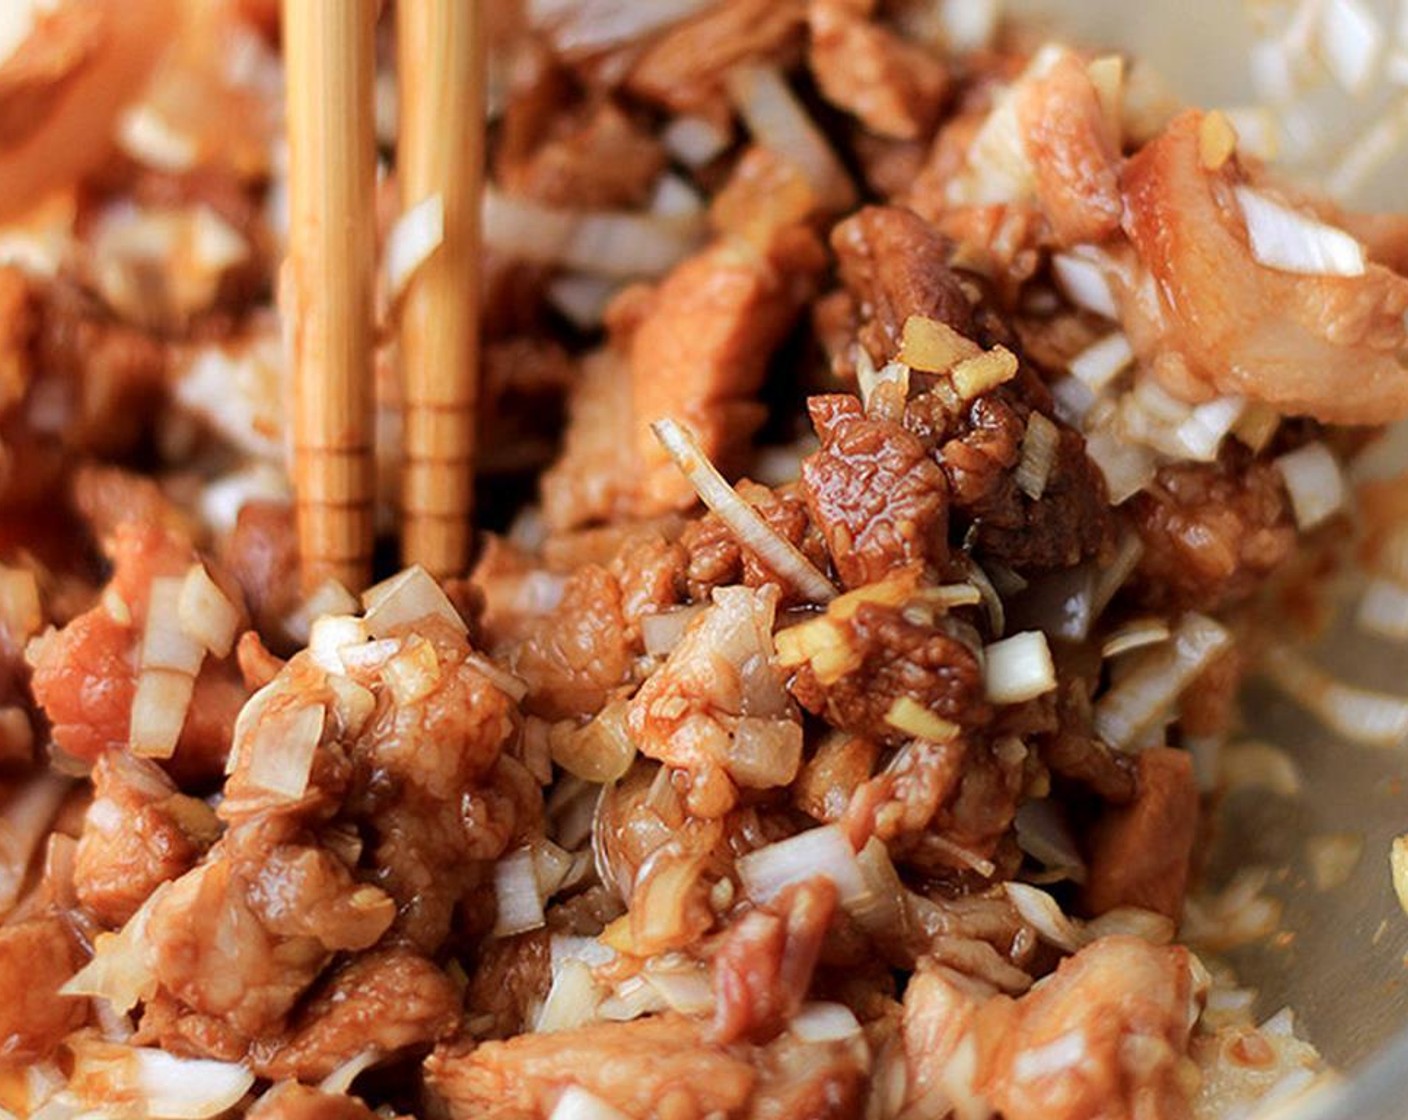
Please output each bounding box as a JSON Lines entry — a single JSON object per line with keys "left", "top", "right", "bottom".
{"left": 653, "top": 418, "right": 837, "bottom": 602}
{"left": 726, "top": 64, "right": 854, "bottom": 212}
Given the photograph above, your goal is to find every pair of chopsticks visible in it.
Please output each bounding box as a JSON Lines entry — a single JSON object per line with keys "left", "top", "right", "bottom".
{"left": 282, "top": 1, "right": 483, "bottom": 593}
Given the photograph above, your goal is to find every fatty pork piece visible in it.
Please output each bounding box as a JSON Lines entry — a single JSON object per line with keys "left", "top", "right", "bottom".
{"left": 426, "top": 1012, "right": 868, "bottom": 1120}
{"left": 1120, "top": 109, "right": 1408, "bottom": 425}
{"left": 119, "top": 614, "right": 529, "bottom": 1070}
{"left": 541, "top": 217, "right": 825, "bottom": 530}
{"left": 901, "top": 935, "right": 1205, "bottom": 1120}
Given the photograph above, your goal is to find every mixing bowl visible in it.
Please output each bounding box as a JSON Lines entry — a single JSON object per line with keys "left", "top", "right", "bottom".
{"left": 1006, "top": 1, "right": 1408, "bottom": 1115}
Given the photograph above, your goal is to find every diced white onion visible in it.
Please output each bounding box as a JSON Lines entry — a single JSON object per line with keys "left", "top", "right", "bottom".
{"left": 1357, "top": 576, "right": 1408, "bottom": 640}
{"left": 1261, "top": 646, "right": 1408, "bottom": 747}
{"left": 527, "top": 0, "right": 710, "bottom": 54}
{"left": 727, "top": 717, "right": 803, "bottom": 788}
{"left": 651, "top": 174, "right": 703, "bottom": 218}
{"left": 1274, "top": 441, "right": 1346, "bottom": 529}
{"left": 309, "top": 615, "right": 373, "bottom": 674}
{"left": 662, "top": 115, "right": 731, "bottom": 168}
{"left": 726, "top": 64, "right": 854, "bottom": 211}
{"left": 1014, "top": 799, "right": 1087, "bottom": 883}
{"left": 0, "top": 773, "right": 70, "bottom": 915}
{"left": 1005, "top": 882, "right": 1085, "bottom": 953}
{"left": 197, "top": 463, "right": 291, "bottom": 535}
{"left": 242, "top": 702, "right": 325, "bottom": 800}
{"left": 142, "top": 579, "right": 206, "bottom": 676}
{"left": 133, "top": 1049, "right": 255, "bottom": 1120}
{"left": 789, "top": 1001, "right": 862, "bottom": 1043}
{"left": 117, "top": 106, "right": 197, "bottom": 172}
{"left": 642, "top": 960, "right": 715, "bottom": 1016}
{"left": 1015, "top": 413, "right": 1060, "bottom": 500}
{"left": 1053, "top": 250, "right": 1120, "bottom": 319}
{"left": 1100, "top": 618, "right": 1171, "bottom": 659}
{"left": 178, "top": 564, "right": 240, "bottom": 658}
{"left": 548, "top": 1086, "right": 631, "bottom": 1120}
{"left": 190, "top": 207, "right": 248, "bottom": 274}
{"left": 1084, "top": 428, "right": 1156, "bottom": 505}
{"left": 938, "top": 0, "right": 999, "bottom": 51}
{"left": 130, "top": 669, "right": 196, "bottom": 759}
{"left": 1051, "top": 375, "right": 1097, "bottom": 428}
{"left": 1318, "top": 0, "right": 1384, "bottom": 95}
{"left": 1174, "top": 396, "right": 1246, "bottom": 462}
{"left": 484, "top": 187, "right": 703, "bottom": 279}
{"left": 493, "top": 847, "right": 547, "bottom": 937}
{"left": 68, "top": 1041, "right": 255, "bottom": 1120}
{"left": 464, "top": 650, "right": 529, "bottom": 703}
{"left": 1094, "top": 613, "right": 1231, "bottom": 750}
{"left": 362, "top": 565, "right": 467, "bottom": 638}
{"left": 1224, "top": 106, "right": 1280, "bottom": 161}
{"left": 1092, "top": 531, "right": 1145, "bottom": 619}
{"left": 383, "top": 639, "right": 441, "bottom": 707}
{"left": 652, "top": 419, "right": 836, "bottom": 602}
{"left": 1068, "top": 333, "right": 1133, "bottom": 393}
{"left": 737, "top": 825, "right": 870, "bottom": 909}
{"left": 1235, "top": 186, "right": 1366, "bottom": 277}
{"left": 983, "top": 631, "right": 1056, "bottom": 705}
{"left": 536, "top": 959, "right": 602, "bottom": 1033}
{"left": 640, "top": 606, "right": 705, "bottom": 657}
{"left": 386, "top": 194, "right": 444, "bottom": 305}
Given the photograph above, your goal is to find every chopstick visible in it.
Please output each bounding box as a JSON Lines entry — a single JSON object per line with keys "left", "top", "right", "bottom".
{"left": 283, "top": 0, "right": 378, "bottom": 594}
{"left": 397, "top": 0, "right": 485, "bottom": 579}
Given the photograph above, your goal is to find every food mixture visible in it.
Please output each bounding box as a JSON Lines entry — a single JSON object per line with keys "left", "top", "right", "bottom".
{"left": 2, "top": 0, "right": 1408, "bottom": 1117}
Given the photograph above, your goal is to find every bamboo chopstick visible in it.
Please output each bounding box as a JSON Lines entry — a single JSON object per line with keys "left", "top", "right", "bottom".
{"left": 397, "top": 0, "right": 485, "bottom": 579}
{"left": 283, "top": 0, "right": 378, "bottom": 594}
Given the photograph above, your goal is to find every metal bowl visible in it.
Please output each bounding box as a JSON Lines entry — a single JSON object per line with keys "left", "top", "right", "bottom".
{"left": 1007, "top": 2, "right": 1408, "bottom": 1115}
